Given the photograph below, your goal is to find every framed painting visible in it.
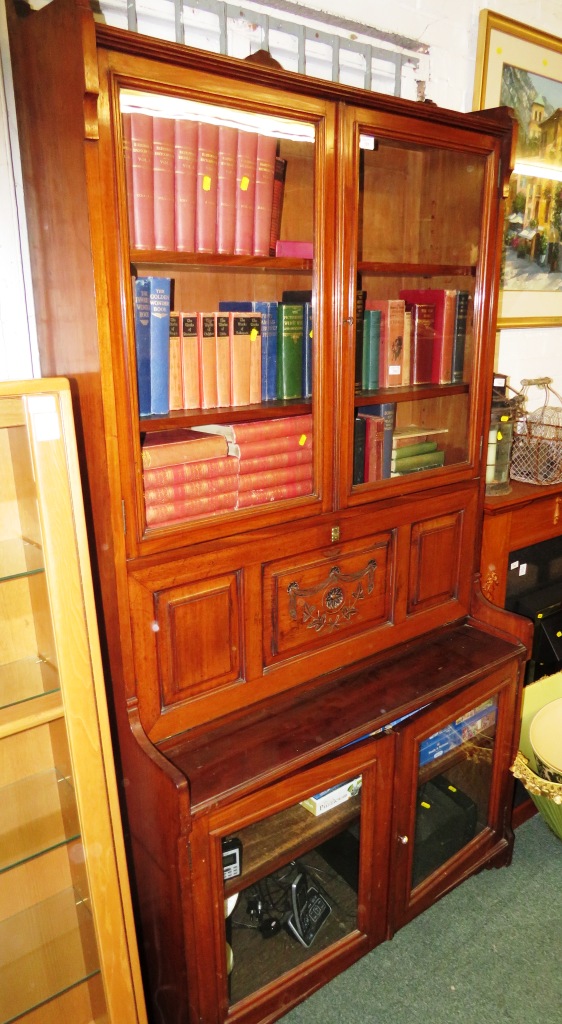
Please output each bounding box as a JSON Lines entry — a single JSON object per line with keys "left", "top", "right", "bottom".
{"left": 474, "top": 10, "right": 562, "bottom": 327}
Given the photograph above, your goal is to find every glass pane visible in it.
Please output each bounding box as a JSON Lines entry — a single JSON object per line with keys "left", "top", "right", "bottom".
{"left": 0, "top": 887, "right": 100, "bottom": 1024}
{"left": 412, "top": 698, "right": 497, "bottom": 888}
{"left": 352, "top": 133, "right": 487, "bottom": 488}
{"left": 224, "top": 774, "right": 362, "bottom": 1005}
{"left": 0, "top": 769, "right": 80, "bottom": 873}
{"left": 119, "top": 89, "right": 318, "bottom": 528}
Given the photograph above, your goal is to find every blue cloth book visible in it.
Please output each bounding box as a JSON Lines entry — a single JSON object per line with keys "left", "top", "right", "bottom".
{"left": 134, "top": 276, "right": 172, "bottom": 416}
{"left": 252, "top": 300, "right": 278, "bottom": 401}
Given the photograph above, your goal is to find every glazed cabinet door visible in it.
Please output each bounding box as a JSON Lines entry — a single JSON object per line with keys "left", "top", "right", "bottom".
{"left": 191, "top": 735, "right": 394, "bottom": 1024}
{"left": 95, "top": 46, "right": 337, "bottom": 557}
{"left": 390, "top": 660, "right": 521, "bottom": 931}
{"left": 337, "top": 103, "right": 505, "bottom": 505}
{"left": 0, "top": 381, "right": 146, "bottom": 1024}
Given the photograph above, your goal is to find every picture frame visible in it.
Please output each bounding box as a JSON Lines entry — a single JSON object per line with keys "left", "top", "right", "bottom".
{"left": 474, "top": 10, "right": 562, "bottom": 328}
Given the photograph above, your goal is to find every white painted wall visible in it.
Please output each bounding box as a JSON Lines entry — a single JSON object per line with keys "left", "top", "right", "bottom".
{"left": 1, "top": 0, "right": 562, "bottom": 392}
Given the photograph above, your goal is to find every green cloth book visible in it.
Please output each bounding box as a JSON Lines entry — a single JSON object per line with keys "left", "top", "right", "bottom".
{"left": 277, "top": 303, "right": 304, "bottom": 399}
{"left": 391, "top": 450, "right": 445, "bottom": 473}
{"left": 392, "top": 440, "right": 438, "bottom": 461}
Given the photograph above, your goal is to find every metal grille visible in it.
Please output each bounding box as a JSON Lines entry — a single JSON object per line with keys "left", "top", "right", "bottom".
{"left": 97, "top": 0, "right": 428, "bottom": 98}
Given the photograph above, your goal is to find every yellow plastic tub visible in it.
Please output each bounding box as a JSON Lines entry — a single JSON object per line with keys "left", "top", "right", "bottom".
{"left": 511, "top": 672, "right": 562, "bottom": 841}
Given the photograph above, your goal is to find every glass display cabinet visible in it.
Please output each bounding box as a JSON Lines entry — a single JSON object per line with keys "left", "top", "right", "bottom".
{"left": 0, "top": 379, "right": 146, "bottom": 1024}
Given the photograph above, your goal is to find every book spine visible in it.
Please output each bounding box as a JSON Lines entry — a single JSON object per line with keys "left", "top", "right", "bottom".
{"left": 216, "top": 125, "right": 237, "bottom": 254}
{"left": 121, "top": 112, "right": 135, "bottom": 243}
{"left": 402, "top": 309, "right": 411, "bottom": 386}
{"left": 174, "top": 118, "right": 198, "bottom": 252}
{"left": 237, "top": 478, "right": 312, "bottom": 507}
{"left": 215, "top": 313, "right": 231, "bottom": 407}
{"left": 238, "top": 462, "right": 313, "bottom": 491}
{"left": 143, "top": 456, "right": 237, "bottom": 488}
{"left": 234, "top": 130, "right": 258, "bottom": 256}
{"left": 409, "top": 303, "right": 435, "bottom": 385}
{"left": 362, "top": 308, "right": 380, "bottom": 391}
{"left": 180, "top": 313, "right": 200, "bottom": 409}
{"left": 134, "top": 277, "right": 151, "bottom": 416}
{"left": 252, "top": 300, "right": 278, "bottom": 401}
{"left": 354, "top": 288, "right": 367, "bottom": 390}
{"left": 302, "top": 302, "right": 313, "bottom": 399}
{"left": 385, "top": 300, "right": 405, "bottom": 386}
{"left": 249, "top": 314, "right": 262, "bottom": 406}
{"left": 392, "top": 440, "right": 438, "bottom": 460}
{"left": 358, "top": 413, "right": 384, "bottom": 482}
{"left": 452, "top": 291, "right": 469, "bottom": 383}
{"left": 145, "top": 489, "right": 237, "bottom": 525}
{"left": 277, "top": 303, "right": 304, "bottom": 400}
{"left": 253, "top": 134, "right": 278, "bottom": 256}
{"left": 152, "top": 116, "right": 175, "bottom": 250}
{"left": 229, "top": 431, "right": 312, "bottom": 460}
{"left": 439, "top": 290, "right": 457, "bottom": 384}
{"left": 214, "top": 412, "right": 312, "bottom": 444}
{"left": 145, "top": 473, "right": 240, "bottom": 505}
{"left": 142, "top": 436, "right": 228, "bottom": 469}
{"left": 353, "top": 415, "right": 366, "bottom": 484}
{"left": 148, "top": 278, "right": 172, "bottom": 415}
{"left": 236, "top": 448, "right": 312, "bottom": 473}
{"left": 195, "top": 122, "right": 219, "bottom": 254}
{"left": 274, "top": 240, "right": 313, "bottom": 258}
{"left": 230, "top": 313, "right": 252, "bottom": 407}
{"left": 391, "top": 451, "right": 445, "bottom": 472}
{"left": 168, "top": 311, "right": 183, "bottom": 410}
{"left": 197, "top": 312, "right": 219, "bottom": 409}
{"left": 269, "top": 155, "right": 287, "bottom": 256}
{"left": 361, "top": 403, "right": 396, "bottom": 478}
{"left": 130, "top": 113, "right": 154, "bottom": 249}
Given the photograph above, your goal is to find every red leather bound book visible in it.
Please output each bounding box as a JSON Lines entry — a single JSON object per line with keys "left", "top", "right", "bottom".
{"left": 145, "top": 488, "right": 238, "bottom": 525}
{"left": 237, "top": 462, "right": 313, "bottom": 491}
{"left": 152, "top": 116, "right": 175, "bottom": 250}
{"left": 144, "top": 471, "right": 240, "bottom": 505}
{"left": 227, "top": 431, "right": 313, "bottom": 460}
{"left": 253, "top": 135, "right": 278, "bottom": 256}
{"left": 399, "top": 288, "right": 456, "bottom": 384}
{"left": 195, "top": 122, "right": 219, "bottom": 253}
{"left": 234, "top": 130, "right": 258, "bottom": 255}
{"left": 121, "top": 112, "right": 135, "bottom": 243}
{"left": 143, "top": 456, "right": 236, "bottom": 489}
{"left": 358, "top": 412, "right": 384, "bottom": 481}
{"left": 141, "top": 429, "right": 228, "bottom": 469}
{"left": 174, "top": 119, "right": 198, "bottom": 252}
{"left": 407, "top": 302, "right": 436, "bottom": 385}
{"left": 216, "top": 125, "right": 237, "bottom": 254}
{"left": 237, "top": 477, "right": 312, "bottom": 508}
{"left": 130, "top": 112, "right": 154, "bottom": 249}
{"left": 364, "top": 299, "right": 405, "bottom": 387}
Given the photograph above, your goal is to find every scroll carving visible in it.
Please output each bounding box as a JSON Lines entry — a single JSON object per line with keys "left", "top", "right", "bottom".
{"left": 287, "top": 559, "right": 377, "bottom": 633}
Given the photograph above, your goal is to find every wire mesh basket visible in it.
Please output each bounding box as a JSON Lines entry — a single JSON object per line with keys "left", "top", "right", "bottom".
{"left": 510, "top": 377, "right": 562, "bottom": 485}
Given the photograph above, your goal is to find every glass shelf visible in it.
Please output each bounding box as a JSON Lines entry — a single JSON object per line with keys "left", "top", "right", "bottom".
{"left": 0, "top": 887, "right": 100, "bottom": 1024}
{"left": 0, "top": 658, "right": 60, "bottom": 713}
{"left": 0, "top": 768, "right": 80, "bottom": 874}
{"left": 0, "top": 539, "right": 44, "bottom": 583}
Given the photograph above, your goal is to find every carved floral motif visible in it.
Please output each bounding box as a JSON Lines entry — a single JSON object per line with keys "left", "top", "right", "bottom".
{"left": 287, "top": 560, "right": 377, "bottom": 633}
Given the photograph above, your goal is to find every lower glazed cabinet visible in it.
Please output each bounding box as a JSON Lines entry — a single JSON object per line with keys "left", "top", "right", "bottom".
{"left": 132, "top": 621, "right": 527, "bottom": 1024}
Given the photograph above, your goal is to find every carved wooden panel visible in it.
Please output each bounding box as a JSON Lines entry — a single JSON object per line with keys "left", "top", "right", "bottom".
{"left": 155, "top": 573, "right": 243, "bottom": 707}
{"left": 263, "top": 532, "right": 393, "bottom": 664}
{"left": 408, "top": 511, "right": 463, "bottom": 615}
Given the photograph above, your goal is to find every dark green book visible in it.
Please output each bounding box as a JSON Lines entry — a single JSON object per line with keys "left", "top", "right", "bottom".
{"left": 361, "top": 308, "right": 381, "bottom": 391}
{"left": 392, "top": 440, "right": 438, "bottom": 461}
{"left": 277, "top": 303, "right": 304, "bottom": 399}
{"left": 353, "top": 415, "right": 366, "bottom": 484}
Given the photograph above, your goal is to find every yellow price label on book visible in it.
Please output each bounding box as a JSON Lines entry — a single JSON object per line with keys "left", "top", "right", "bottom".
{"left": 240, "top": 175, "right": 250, "bottom": 191}
{"left": 250, "top": 328, "right": 259, "bottom": 340}
{"left": 202, "top": 175, "right": 212, "bottom": 191}
{"left": 299, "top": 434, "right": 308, "bottom": 446}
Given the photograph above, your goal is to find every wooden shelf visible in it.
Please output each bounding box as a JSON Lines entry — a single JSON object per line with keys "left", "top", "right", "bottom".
{"left": 355, "top": 382, "right": 469, "bottom": 405}
{"left": 140, "top": 399, "right": 312, "bottom": 432}
{"left": 0, "top": 538, "right": 44, "bottom": 582}
{"left": 358, "top": 262, "right": 477, "bottom": 277}
{"left": 131, "top": 251, "right": 313, "bottom": 272}
{"left": 225, "top": 795, "right": 361, "bottom": 895}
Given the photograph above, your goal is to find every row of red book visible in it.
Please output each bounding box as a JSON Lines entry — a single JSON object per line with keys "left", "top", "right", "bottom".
{"left": 122, "top": 111, "right": 287, "bottom": 256}
{"left": 141, "top": 415, "right": 313, "bottom": 526}
{"left": 358, "top": 289, "right": 471, "bottom": 391}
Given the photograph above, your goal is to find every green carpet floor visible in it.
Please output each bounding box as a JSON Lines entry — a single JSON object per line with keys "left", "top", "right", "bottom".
{"left": 281, "top": 815, "right": 561, "bottom": 1024}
